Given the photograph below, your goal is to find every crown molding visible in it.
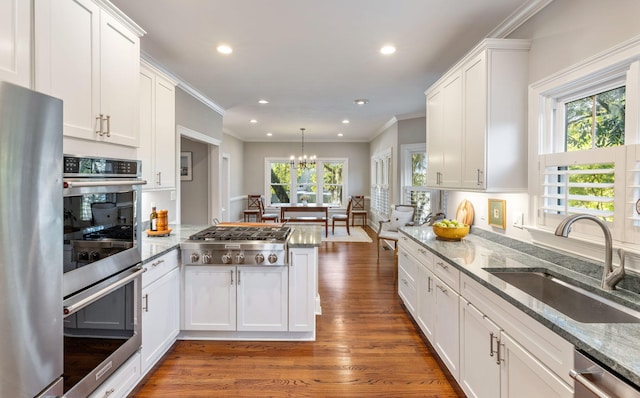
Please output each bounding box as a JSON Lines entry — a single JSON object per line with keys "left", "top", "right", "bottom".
{"left": 487, "top": 0, "right": 554, "bottom": 38}
{"left": 141, "top": 52, "right": 226, "bottom": 116}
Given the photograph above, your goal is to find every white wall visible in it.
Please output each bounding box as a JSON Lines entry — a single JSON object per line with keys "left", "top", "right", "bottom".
{"left": 221, "top": 133, "right": 245, "bottom": 221}
{"left": 370, "top": 121, "right": 399, "bottom": 204}
{"left": 180, "top": 137, "right": 209, "bottom": 224}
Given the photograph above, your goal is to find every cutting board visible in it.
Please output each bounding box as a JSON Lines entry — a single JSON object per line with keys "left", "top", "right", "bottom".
{"left": 455, "top": 199, "right": 475, "bottom": 226}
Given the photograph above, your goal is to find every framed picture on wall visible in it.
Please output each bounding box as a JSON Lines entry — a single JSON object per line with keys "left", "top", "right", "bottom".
{"left": 180, "top": 152, "right": 192, "bottom": 181}
{"left": 488, "top": 198, "right": 506, "bottom": 229}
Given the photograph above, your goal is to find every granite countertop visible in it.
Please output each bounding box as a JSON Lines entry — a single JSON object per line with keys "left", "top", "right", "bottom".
{"left": 140, "top": 224, "right": 209, "bottom": 262}
{"left": 399, "top": 225, "right": 640, "bottom": 388}
{"left": 140, "top": 224, "right": 322, "bottom": 263}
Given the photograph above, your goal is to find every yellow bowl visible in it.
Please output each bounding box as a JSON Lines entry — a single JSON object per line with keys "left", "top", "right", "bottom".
{"left": 432, "top": 224, "right": 470, "bottom": 241}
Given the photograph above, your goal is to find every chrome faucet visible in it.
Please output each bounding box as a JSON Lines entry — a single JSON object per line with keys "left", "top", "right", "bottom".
{"left": 554, "top": 214, "right": 625, "bottom": 290}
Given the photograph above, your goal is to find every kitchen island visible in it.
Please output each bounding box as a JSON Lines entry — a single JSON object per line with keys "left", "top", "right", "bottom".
{"left": 141, "top": 224, "right": 322, "bottom": 342}
{"left": 399, "top": 225, "right": 640, "bottom": 393}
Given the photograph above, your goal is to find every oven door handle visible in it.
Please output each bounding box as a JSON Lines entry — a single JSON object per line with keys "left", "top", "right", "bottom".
{"left": 64, "top": 179, "right": 147, "bottom": 188}
{"left": 570, "top": 369, "right": 612, "bottom": 398}
{"left": 64, "top": 266, "right": 144, "bottom": 316}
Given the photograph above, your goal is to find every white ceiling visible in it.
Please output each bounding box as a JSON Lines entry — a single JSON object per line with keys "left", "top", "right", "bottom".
{"left": 110, "top": 0, "right": 546, "bottom": 142}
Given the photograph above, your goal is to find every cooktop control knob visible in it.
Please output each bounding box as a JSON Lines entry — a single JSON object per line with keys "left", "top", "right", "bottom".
{"left": 78, "top": 251, "right": 89, "bottom": 261}
{"left": 236, "top": 252, "right": 245, "bottom": 264}
{"left": 268, "top": 253, "right": 278, "bottom": 264}
{"left": 221, "top": 251, "right": 233, "bottom": 264}
{"left": 202, "top": 252, "right": 212, "bottom": 264}
{"left": 89, "top": 251, "right": 100, "bottom": 262}
{"left": 190, "top": 253, "right": 200, "bottom": 263}
{"left": 255, "top": 253, "right": 265, "bottom": 264}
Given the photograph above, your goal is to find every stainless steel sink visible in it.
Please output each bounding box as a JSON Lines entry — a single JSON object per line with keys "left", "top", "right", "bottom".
{"left": 486, "top": 270, "right": 640, "bottom": 323}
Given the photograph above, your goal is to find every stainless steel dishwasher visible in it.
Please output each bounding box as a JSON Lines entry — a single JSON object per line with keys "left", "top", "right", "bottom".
{"left": 572, "top": 350, "right": 640, "bottom": 397}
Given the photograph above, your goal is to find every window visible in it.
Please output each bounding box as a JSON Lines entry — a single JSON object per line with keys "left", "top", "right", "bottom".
{"left": 371, "top": 149, "right": 391, "bottom": 219}
{"left": 265, "top": 159, "right": 347, "bottom": 206}
{"left": 530, "top": 41, "right": 640, "bottom": 244}
{"left": 401, "top": 144, "right": 440, "bottom": 224}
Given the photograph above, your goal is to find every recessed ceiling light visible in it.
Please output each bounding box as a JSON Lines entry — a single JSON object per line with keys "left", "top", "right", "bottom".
{"left": 337, "top": 133, "right": 344, "bottom": 137}
{"left": 380, "top": 45, "right": 396, "bottom": 55}
{"left": 266, "top": 132, "right": 273, "bottom": 137}
{"left": 217, "top": 44, "right": 233, "bottom": 54}
{"left": 258, "top": 99, "right": 269, "bottom": 104}
{"left": 250, "top": 119, "right": 257, "bottom": 124}
{"left": 354, "top": 99, "right": 369, "bottom": 105}
{"left": 342, "top": 119, "right": 350, "bottom": 124}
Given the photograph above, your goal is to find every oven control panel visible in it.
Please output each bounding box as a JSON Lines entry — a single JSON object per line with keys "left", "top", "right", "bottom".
{"left": 64, "top": 155, "right": 141, "bottom": 177}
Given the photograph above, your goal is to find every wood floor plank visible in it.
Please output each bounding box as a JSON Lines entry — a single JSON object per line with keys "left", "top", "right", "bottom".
{"left": 129, "top": 228, "right": 464, "bottom": 397}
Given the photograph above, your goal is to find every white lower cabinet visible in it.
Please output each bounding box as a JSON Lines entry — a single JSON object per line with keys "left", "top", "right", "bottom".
{"left": 88, "top": 351, "right": 141, "bottom": 398}
{"left": 398, "top": 250, "right": 418, "bottom": 316}
{"left": 459, "top": 298, "right": 502, "bottom": 398}
{"left": 183, "top": 265, "right": 288, "bottom": 331}
{"left": 141, "top": 267, "right": 180, "bottom": 373}
{"left": 398, "top": 233, "right": 574, "bottom": 397}
{"left": 458, "top": 274, "right": 574, "bottom": 398}
{"left": 500, "top": 331, "right": 573, "bottom": 398}
{"left": 398, "top": 243, "right": 460, "bottom": 379}
{"left": 433, "top": 273, "right": 460, "bottom": 379}
{"left": 288, "top": 248, "right": 317, "bottom": 332}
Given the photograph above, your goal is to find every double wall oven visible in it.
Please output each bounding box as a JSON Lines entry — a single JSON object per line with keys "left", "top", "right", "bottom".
{"left": 62, "top": 155, "right": 145, "bottom": 398}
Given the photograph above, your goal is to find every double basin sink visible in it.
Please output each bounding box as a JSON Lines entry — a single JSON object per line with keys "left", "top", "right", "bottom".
{"left": 485, "top": 269, "right": 640, "bottom": 324}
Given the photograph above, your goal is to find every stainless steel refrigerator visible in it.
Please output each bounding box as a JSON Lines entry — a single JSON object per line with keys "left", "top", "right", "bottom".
{"left": 0, "top": 82, "right": 64, "bottom": 397}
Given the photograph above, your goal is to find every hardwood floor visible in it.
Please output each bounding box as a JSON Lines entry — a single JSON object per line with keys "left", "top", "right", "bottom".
{"left": 129, "top": 228, "right": 463, "bottom": 397}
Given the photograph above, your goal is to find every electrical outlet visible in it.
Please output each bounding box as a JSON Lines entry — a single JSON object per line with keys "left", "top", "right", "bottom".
{"left": 512, "top": 212, "right": 524, "bottom": 229}
{"left": 170, "top": 190, "right": 176, "bottom": 201}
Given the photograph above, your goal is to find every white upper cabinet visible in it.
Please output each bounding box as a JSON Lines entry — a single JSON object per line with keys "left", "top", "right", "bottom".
{"left": 425, "top": 39, "right": 530, "bottom": 191}
{"left": 34, "top": 0, "right": 144, "bottom": 147}
{"left": 0, "top": 0, "right": 31, "bottom": 87}
{"left": 139, "top": 62, "right": 177, "bottom": 190}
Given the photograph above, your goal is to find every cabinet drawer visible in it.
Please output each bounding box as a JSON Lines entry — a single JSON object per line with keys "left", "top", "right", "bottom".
{"left": 432, "top": 255, "right": 460, "bottom": 291}
{"left": 143, "top": 249, "right": 179, "bottom": 288}
{"left": 398, "top": 250, "right": 417, "bottom": 285}
{"left": 89, "top": 352, "right": 141, "bottom": 398}
{"left": 399, "top": 233, "right": 433, "bottom": 269}
{"left": 398, "top": 266, "right": 417, "bottom": 315}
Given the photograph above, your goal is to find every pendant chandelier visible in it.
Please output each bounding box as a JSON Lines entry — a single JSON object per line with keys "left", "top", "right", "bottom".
{"left": 290, "top": 128, "right": 316, "bottom": 169}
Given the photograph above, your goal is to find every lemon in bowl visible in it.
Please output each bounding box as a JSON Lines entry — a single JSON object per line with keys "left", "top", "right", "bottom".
{"left": 432, "top": 219, "right": 470, "bottom": 241}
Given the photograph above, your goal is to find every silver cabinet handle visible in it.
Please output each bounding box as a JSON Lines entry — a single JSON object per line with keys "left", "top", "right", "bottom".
{"left": 105, "top": 115, "right": 111, "bottom": 137}
{"left": 489, "top": 332, "right": 497, "bottom": 357}
{"left": 477, "top": 169, "right": 484, "bottom": 186}
{"left": 156, "top": 172, "right": 161, "bottom": 186}
{"left": 230, "top": 269, "right": 234, "bottom": 285}
{"left": 143, "top": 293, "right": 149, "bottom": 312}
{"left": 427, "top": 276, "right": 432, "bottom": 292}
{"left": 151, "top": 259, "right": 165, "bottom": 267}
{"left": 436, "top": 261, "right": 449, "bottom": 270}
{"left": 436, "top": 284, "right": 447, "bottom": 293}
{"left": 496, "top": 339, "right": 504, "bottom": 365}
{"left": 569, "top": 370, "right": 612, "bottom": 398}
{"left": 96, "top": 114, "right": 104, "bottom": 136}
{"left": 418, "top": 248, "right": 427, "bottom": 255}
{"left": 104, "top": 388, "right": 116, "bottom": 397}
{"left": 237, "top": 269, "right": 241, "bottom": 285}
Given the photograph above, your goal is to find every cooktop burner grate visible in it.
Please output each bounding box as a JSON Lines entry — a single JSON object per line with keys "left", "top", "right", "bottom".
{"left": 189, "top": 226, "right": 292, "bottom": 242}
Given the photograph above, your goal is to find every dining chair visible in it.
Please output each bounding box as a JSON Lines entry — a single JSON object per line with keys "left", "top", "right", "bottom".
{"left": 351, "top": 195, "right": 367, "bottom": 227}
{"left": 243, "top": 194, "right": 261, "bottom": 222}
{"left": 331, "top": 197, "right": 352, "bottom": 234}
{"left": 377, "top": 204, "right": 415, "bottom": 258}
{"left": 258, "top": 197, "right": 280, "bottom": 222}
